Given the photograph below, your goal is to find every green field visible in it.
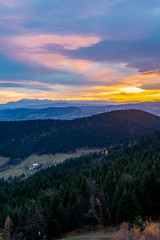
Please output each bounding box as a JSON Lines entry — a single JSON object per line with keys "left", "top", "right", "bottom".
{"left": 0, "top": 149, "right": 102, "bottom": 179}
{"left": 0, "top": 156, "right": 10, "bottom": 167}
{"left": 58, "top": 226, "right": 117, "bottom": 240}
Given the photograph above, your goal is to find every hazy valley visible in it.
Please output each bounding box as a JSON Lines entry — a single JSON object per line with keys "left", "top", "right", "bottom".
{"left": 1, "top": 99, "right": 160, "bottom": 121}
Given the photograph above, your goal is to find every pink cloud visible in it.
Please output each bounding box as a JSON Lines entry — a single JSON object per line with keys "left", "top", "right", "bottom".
{"left": 0, "top": 14, "right": 27, "bottom": 33}
{"left": 0, "top": 0, "right": 18, "bottom": 7}
{"left": 1, "top": 33, "right": 101, "bottom": 73}
{"left": 0, "top": 80, "right": 51, "bottom": 87}
{"left": 16, "top": 51, "right": 97, "bottom": 75}
{"left": 1, "top": 33, "right": 128, "bottom": 88}
{"left": 10, "top": 34, "right": 101, "bottom": 50}
{"left": 91, "top": 69, "right": 115, "bottom": 78}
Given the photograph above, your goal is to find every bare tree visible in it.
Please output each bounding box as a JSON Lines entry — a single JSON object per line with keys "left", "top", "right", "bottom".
{"left": 3, "top": 216, "right": 14, "bottom": 240}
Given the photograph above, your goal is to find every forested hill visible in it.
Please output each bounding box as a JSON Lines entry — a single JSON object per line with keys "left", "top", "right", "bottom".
{"left": 0, "top": 106, "right": 81, "bottom": 121}
{"left": 2, "top": 125, "right": 160, "bottom": 239}
{"left": 0, "top": 109, "right": 160, "bottom": 162}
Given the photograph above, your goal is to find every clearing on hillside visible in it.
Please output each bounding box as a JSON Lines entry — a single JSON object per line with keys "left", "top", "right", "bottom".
{"left": 58, "top": 225, "right": 118, "bottom": 240}
{"left": 0, "top": 148, "right": 102, "bottom": 179}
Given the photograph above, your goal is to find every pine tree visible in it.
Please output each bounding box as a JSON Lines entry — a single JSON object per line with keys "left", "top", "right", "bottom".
{"left": 116, "top": 189, "right": 142, "bottom": 223}
{"left": 56, "top": 203, "right": 66, "bottom": 232}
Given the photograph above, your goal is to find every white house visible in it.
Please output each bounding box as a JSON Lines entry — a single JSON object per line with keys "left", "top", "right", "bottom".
{"left": 33, "top": 163, "right": 39, "bottom": 167}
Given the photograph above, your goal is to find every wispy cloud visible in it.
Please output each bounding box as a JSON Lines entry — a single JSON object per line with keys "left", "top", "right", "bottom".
{"left": 1, "top": 33, "right": 102, "bottom": 76}
{"left": 10, "top": 34, "right": 101, "bottom": 50}
{"left": 0, "top": 0, "right": 18, "bottom": 7}
{"left": 1, "top": 33, "right": 131, "bottom": 90}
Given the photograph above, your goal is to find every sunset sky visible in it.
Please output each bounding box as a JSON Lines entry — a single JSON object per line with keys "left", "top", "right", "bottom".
{"left": 0, "top": 0, "right": 160, "bottom": 103}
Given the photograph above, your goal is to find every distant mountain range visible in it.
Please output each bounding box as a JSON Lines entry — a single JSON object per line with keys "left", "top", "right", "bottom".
{"left": 0, "top": 99, "right": 112, "bottom": 109}
{"left": 0, "top": 99, "right": 160, "bottom": 120}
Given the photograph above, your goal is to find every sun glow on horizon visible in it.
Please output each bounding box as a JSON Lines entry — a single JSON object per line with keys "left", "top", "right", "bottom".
{"left": 120, "top": 87, "right": 144, "bottom": 94}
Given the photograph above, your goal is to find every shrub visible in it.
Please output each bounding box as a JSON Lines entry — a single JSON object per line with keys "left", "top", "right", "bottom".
{"left": 112, "top": 222, "right": 160, "bottom": 240}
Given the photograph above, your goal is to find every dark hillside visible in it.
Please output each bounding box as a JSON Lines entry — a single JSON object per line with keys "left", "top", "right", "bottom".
{"left": 1, "top": 126, "right": 160, "bottom": 239}
{"left": 0, "top": 109, "right": 160, "bottom": 162}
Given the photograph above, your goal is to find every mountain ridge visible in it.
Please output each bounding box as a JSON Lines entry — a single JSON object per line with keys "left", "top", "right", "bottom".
{"left": 1, "top": 99, "right": 160, "bottom": 120}
{"left": 0, "top": 109, "right": 160, "bottom": 163}
{"left": 0, "top": 106, "right": 81, "bottom": 121}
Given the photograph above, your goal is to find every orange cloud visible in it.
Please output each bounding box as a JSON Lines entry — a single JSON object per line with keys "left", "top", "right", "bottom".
{"left": 91, "top": 69, "right": 115, "bottom": 78}
{"left": 1, "top": 80, "right": 160, "bottom": 103}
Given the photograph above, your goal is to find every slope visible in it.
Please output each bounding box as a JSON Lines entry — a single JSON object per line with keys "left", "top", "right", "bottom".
{"left": 0, "top": 106, "right": 81, "bottom": 121}
{"left": 1, "top": 127, "right": 160, "bottom": 239}
{"left": 0, "top": 110, "right": 160, "bottom": 163}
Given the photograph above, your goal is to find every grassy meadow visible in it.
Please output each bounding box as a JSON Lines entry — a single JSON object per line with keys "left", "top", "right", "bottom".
{"left": 58, "top": 225, "right": 117, "bottom": 240}
{"left": 0, "top": 148, "right": 102, "bottom": 179}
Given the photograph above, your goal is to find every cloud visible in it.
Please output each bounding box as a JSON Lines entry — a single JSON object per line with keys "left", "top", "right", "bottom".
{"left": 0, "top": 0, "right": 160, "bottom": 102}
{"left": 0, "top": 80, "right": 53, "bottom": 91}
{"left": 9, "top": 34, "right": 101, "bottom": 50}
{"left": 0, "top": 83, "right": 52, "bottom": 91}
{"left": 0, "top": 32, "right": 144, "bottom": 95}
{"left": 65, "top": 38, "right": 160, "bottom": 74}
{"left": 1, "top": 34, "right": 101, "bottom": 71}
{"left": 142, "top": 83, "right": 160, "bottom": 90}
{"left": 1, "top": 33, "right": 124, "bottom": 88}
{"left": 0, "top": 0, "right": 19, "bottom": 7}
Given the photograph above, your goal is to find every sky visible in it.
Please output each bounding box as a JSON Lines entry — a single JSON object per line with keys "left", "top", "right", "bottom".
{"left": 0, "top": 0, "right": 160, "bottom": 103}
